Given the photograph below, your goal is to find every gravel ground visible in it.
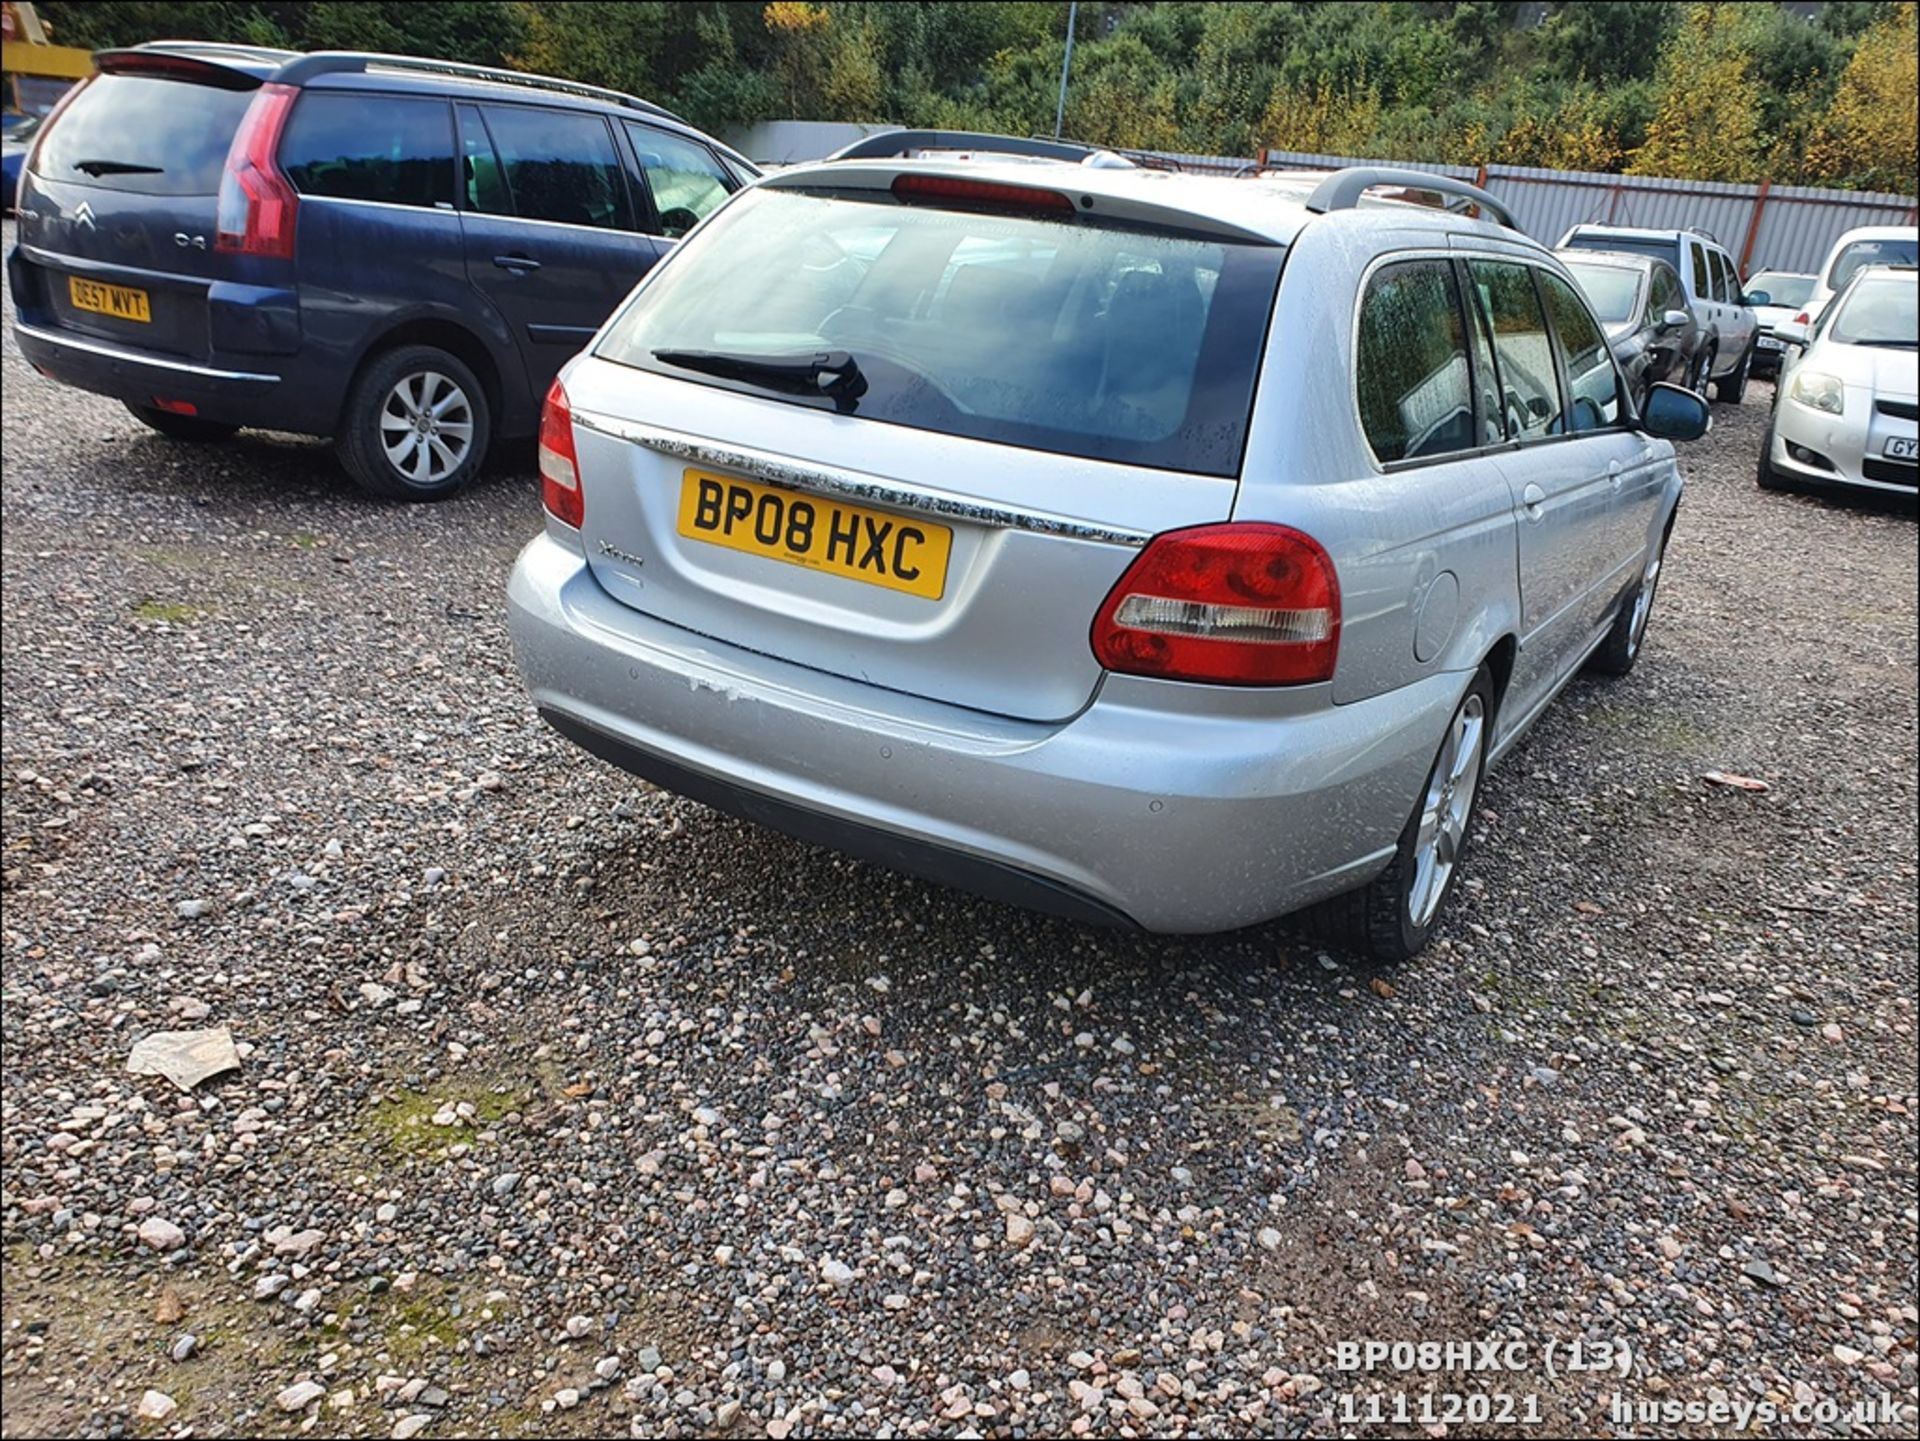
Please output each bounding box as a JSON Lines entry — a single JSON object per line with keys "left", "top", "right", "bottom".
{"left": 3, "top": 217, "right": 1916, "bottom": 1440}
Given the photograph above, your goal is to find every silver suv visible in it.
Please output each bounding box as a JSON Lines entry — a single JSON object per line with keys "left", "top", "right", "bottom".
{"left": 1559, "top": 224, "right": 1760, "bottom": 404}
{"left": 508, "top": 135, "right": 1710, "bottom": 960}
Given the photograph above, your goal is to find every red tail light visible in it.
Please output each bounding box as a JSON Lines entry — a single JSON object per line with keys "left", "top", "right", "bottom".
{"left": 539, "top": 380, "right": 583, "bottom": 528}
{"left": 215, "top": 83, "right": 299, "bottom": 259}
{"left": 1792, "top": 311, "right": 1810, "bottom": 325}
{"left": 1091, "top": 524, "right": 1340, "bottom": 685}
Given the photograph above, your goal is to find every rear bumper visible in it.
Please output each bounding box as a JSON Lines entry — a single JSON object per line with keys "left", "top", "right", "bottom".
{"left": 8, "top": 243, "right": 334, "bottom": 434}
{"left": 10, "top": 318, "right": 314, "bottom": 430}
{"left": 507, "top": 533, "right": 1464, "bottom": 934}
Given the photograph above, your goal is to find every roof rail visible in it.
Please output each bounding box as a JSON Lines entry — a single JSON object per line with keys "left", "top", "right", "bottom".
{"left": 268, "top": 50, "right": 683, "bottom": 123}
{"left": 1684, "top": 225, "right": 1721, "bottom": 244}
{"left": 827, "top": 129, "right": 1131, "bottom": 167}
{"left": 1305, "top": 166, "right": 1519, "bottom": 231}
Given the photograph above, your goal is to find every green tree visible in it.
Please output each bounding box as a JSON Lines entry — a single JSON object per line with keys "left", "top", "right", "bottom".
{"left": 1804, "top": 0, "right": 1919, "bottom": 191}
{"left": 1534, "top": 1, "right": 1676, "bottom": 86}
{"left": 1628, "top": 4, "right": 1765, "bottom": 181}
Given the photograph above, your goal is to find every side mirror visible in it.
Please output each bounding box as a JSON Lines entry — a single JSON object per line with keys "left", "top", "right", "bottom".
{"left": 1772, "top": 319, "right": 1808, "bottom": 348}
{"left": 1744, "top": 290, "right": 1770, "bottom": 307}
{"left": 1657, "top": 308, "right": 1690, "bottom": 333}
{"left": 1640, "top": 381, "right": 1710, "bottom": 442}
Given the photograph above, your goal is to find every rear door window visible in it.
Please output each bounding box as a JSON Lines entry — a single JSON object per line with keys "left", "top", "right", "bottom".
{"left": 31, "top": 73, "right": 252, "bottom": 196}
{"left": 478, "top": 104, "right": 632, "bottom": 230}
{"left": 279, "top": 94, "right": 455, "bottom": 209}
{"left": 1564, "top": 233, "right": 1678, "bottom": 272}
{"left": 1708, "top": 249, "right": 1734, "bottom": 302}
{"left": 594, "top": 185, "right": 1283, "bottom": 476}
{"left": 1469, "top": 261, "right": 1562, "bottom": 441}
{"left": 456, "top": 104, "right": 510, "bottom": 215}
{"left": 1356, "top": 260, "right": 1476, "bottom": 463}
{"left": 1690, "top": 242, "right": 1710, "bottom": 299}
{"left": 1538, "top": 271, "right": 1623, "bottom": 432}
{"left": 623, "top": 123, "right": 733, "bottom": 238}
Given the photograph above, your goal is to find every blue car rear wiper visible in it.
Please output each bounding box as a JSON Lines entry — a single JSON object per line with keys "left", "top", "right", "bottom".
{"left": 71, "top": 159, "right": 164, "bottom": 177}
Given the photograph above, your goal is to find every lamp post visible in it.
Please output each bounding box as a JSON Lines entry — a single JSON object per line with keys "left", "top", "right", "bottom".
{"left": 1053, "top": 0, "right": 1077, "bottom": 139}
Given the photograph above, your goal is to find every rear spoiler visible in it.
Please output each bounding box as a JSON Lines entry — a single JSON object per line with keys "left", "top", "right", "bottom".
{"left": 92, "top": 48, "right": 264, "bottom": 90}
{"left": 828, "top": 129, "right": 1135, "bottom": 169}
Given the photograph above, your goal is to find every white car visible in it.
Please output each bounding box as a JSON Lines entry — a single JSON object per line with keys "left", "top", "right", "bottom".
{"left": 1800, "top": 225, "right": 1919, "bottom": 329}
{"left": 1761, "top": 265, "right": 1917, "bottom": 499}
{"left": 1741, "top": 269, "right": 1816, "bottom": 377}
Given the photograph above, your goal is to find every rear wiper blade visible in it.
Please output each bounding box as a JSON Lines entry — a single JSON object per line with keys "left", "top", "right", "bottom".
{"left": 71, "top": 159, "right": 164, "bottom": 177}
{"left": 652, "top": 348, "right": 868, "bottom": 409}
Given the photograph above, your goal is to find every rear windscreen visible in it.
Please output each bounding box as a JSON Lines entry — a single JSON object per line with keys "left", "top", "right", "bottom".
{"left": 595, "top": 186, "right": 1284, "bottom": 476}
{"left": 1564, "top": 234, "right": 1678, "bottom": 271}
{"left": 32, "top": 74, "right": 253, "bottom": 196}
{"left": 1828, "top": 237, "right": 1919, "bottom": 293}
{"left": 1563, "top": 263, "right": 1641, "bottom": 325}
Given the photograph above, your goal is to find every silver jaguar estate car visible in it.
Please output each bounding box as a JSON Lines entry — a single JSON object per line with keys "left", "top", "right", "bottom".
{"left": 507, "top": 132, "right": 1710, "bottom": 960}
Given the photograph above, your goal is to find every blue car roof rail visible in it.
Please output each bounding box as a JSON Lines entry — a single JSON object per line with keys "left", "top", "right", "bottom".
{"left": 1305, "top": 166, "right": 1520, "bottom": 231}
{"left": 267, "top": 50, "right": 684, "bottom": 123}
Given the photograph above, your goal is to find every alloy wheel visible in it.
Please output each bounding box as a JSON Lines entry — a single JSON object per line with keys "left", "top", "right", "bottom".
{"left": 1408, "top": 692, "right": 1486, "bottom": 929}
{"left": 1627, "top": 545, "right": 1663, "bottom": 659}
{"left": 379, "top": 371, "right": 475, "bottom": 487}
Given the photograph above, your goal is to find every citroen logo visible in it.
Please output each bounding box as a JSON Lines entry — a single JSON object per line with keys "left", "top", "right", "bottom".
{"left": 73, "top": 202, "right": 95, "bottom": 230}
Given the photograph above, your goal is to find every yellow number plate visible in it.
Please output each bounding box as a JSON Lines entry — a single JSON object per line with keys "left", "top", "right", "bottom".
{"left": 68, "top": 276, "right": 151, "bottom": 323}
{"left": 677, "top": 470, "right": 952, "bottom": 601}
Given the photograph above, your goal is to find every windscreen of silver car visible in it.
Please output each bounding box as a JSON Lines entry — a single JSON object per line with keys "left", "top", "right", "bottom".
{"left": 1828, "top": 274, "right": 1919, "bottom": 347}
{"left": 594, "top": 186, "right": 1285, "bottom": 476}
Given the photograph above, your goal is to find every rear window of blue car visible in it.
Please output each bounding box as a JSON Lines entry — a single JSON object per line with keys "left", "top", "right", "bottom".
{"left": 32, "top": 74, "right": 252, "bottom": 196}
{"left": 595, "top": 185, "right": 1285, "bottom": 477}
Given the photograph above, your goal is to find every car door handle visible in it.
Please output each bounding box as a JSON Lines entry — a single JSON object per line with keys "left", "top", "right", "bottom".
{"left": 1608, "top": 460, "right": 1623, "bottom": 488}
{"left": 492, "top": 254, "right": 541, "bottom": 273}
{"left": 1520, "top": 483, "right": 1547, "bottom": 521}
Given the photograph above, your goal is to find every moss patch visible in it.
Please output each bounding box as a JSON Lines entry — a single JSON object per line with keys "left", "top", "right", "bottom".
{"left": 362, "top": 1079, "right": 530, "bottom": 1159}
{"left": 131, "top": 599, "right": 204, "bottom": 623}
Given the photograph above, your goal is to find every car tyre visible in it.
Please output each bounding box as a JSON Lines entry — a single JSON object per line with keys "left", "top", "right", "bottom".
{"left": 336, "top": 345, "right": 490, "bottom": 501}
{"left": 125, "top": 402, "right": 239, "bottom": 443}
{"left": 1756, "top": 425, "right": 1784, "bottom": 490}
{"left": 1590, "top": 523, "right": 1670, "bottom": 677}
{"left": 1300, "top": 665, "right": 1494, "bottom": 964}
{"left": 1713, "top": 341, "right": 1752, "bottom": 405}
{"left": 1690, "top": 346, "right": 1714, "bottom": 398}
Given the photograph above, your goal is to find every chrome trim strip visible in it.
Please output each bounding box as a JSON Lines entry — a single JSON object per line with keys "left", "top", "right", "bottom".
{"left": 570, "top": 412, "right": 1151, "bottom": 548}
{"left": 13, "top": 322, "right": 282, "bottom": 383}
{"left": 301, "top": 194, "right": 463, "bottom": 220}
